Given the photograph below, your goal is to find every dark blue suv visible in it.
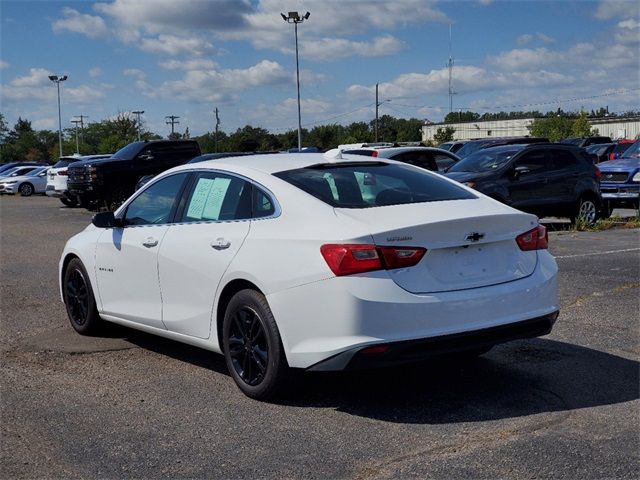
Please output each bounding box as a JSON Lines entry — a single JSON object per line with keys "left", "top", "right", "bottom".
{"left": 598, "top": 141, "right": 639, "bottom": 216}
{"left": 446, "top": 143, "right": 602, "bottom": 223}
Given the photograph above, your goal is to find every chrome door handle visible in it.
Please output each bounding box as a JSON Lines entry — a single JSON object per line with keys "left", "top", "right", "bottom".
{"left": 142, "top": 237, "right": 159, "bottom": 248}
{"left": 211, "top": 238, "right": 231, "bottom": 250}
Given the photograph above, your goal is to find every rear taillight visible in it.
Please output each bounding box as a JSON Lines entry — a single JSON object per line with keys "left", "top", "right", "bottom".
{"left": 58, "top": 170, "right": 68, "bottom": 176}
{"left": 608, "top": 153, "right": 615, "bottom": 161}
{"left": 594, "top": 166, "right": 601, "bottom": 179}
{"left": 371, "top": 151, "right": 379, "bottom": 157}
{"left": 320, "top": 244, "right": 426, "bottom": 276}
{"left": 516, "top": 225, "right": 548, "bottom": 251}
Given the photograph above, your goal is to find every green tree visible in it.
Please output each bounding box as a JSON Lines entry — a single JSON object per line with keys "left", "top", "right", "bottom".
{"left": 444, "top": 111, "right": 480, "bottom": 123}
{"left": 528, "top": 116, "right": 574, "bottom": 142}
{"left": 571, "top": 111, "right": 597, "bottom": 137}
{"left": 433, "top": 126, "right": 456, "bottom": 145}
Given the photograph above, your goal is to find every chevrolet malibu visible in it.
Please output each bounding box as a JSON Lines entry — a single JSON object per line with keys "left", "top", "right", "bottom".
{"left": 59, "top": 151, "right": 559, "bottom": 399}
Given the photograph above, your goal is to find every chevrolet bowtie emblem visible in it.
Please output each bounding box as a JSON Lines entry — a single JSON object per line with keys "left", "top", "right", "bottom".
{"left": 465, "top": 232, "right": 485, "bottom": 242}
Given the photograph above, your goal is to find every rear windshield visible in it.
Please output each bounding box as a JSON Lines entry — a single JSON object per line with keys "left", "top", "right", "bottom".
{"left": 621, "top": 141, "right": 640, "bottom": 158}
{"left": 53, "top": 160, "right": 72, "bottom": 168}
{"left": 454, "top": 141, "right": 487, "bottom": 158}
{"left": 447, "top": 148, "right": 520, "bottom": 173}
{"left": 613, "top": 142, "right": 633, "bottom": 154}
{"left": 274, "top": 162, "right": 475, "bottom": 208}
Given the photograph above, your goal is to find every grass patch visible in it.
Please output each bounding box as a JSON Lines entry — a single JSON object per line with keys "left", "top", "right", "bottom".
{"left": 572, "top": 214, "right": 640, "bottom": 232}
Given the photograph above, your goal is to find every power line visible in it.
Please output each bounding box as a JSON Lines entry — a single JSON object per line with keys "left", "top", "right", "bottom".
{"left": 386, "top": 87, "right": 640, "bottom": 112}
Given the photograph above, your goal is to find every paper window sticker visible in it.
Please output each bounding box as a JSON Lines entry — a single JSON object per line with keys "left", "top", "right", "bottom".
{"left": 202, "top": 177, "right": 232, "bottom": 220}
{"left": 186, "top": 178, "right": 215, "bottom": 219}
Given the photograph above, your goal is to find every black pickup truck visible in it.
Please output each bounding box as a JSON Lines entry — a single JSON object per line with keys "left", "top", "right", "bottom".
{"left": 67, "top": 140, "right": 201, "bottom": 207}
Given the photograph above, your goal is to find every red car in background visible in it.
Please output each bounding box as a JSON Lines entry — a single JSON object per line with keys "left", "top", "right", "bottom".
{"left": 609, "top": 139, "right": 635, "bottom": 161}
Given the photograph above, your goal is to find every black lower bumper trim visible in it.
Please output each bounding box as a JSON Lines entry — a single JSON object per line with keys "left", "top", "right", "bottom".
{"left": 307, "top": 311, "right": 559, "bottom": 371}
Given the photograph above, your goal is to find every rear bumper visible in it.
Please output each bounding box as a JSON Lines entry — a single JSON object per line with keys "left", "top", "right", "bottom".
{"left": 268, "top": 251, "right": 559, "bottom": 369}
{"left": 308, "top": 311, "right": 559, "bottom": 371}
{"left": 46, "top": 185, "right": 69, "bottom": 198}
{"left": 308, "top": 311, "right": 558, "bottom": 371}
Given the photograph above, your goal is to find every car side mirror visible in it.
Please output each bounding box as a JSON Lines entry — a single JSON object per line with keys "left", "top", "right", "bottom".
{"left": 92, "top": 211, "right": 123, "bottom": 228}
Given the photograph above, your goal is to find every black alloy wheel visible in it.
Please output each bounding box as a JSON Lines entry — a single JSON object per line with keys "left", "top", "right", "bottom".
{"left": 66, "top": 268, "right": 89, "bottom": 326}
{"left": 63, "top": 258, "right": 102, "bottom": 334}
{"left": 222, "top": 289, "right": 289, "bottom": 399}
{"left": 60, "top": 197, "right": 79, "bottom": 207}
{"left": 228, "top": 306, "right": 269, "bottom": 386}
{"left": 19, "top": 183, "right": 34, "bottom": 196}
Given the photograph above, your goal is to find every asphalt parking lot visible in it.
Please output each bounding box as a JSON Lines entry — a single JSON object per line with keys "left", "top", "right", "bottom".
{"left": 1, "top": 195, "right": 639, "bottom": 479}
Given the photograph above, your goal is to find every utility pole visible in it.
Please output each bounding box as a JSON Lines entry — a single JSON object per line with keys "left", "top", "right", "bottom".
{"left": 75, "top": 114, "right": 88, "bottom": 146}
{"left": 70, "top": 118, "right": 82, "bottom": 154}
{"left": 165, "top": 115, "right": 180, "bottom": 138}
{"left": 375, "top": 83, "right": 379, "bottom": 142}
{"left": 132, "top": 110, "right": 144, "bottom": 141}
{"left": 447, "top": 23, "right": 456, "bottom": 114}
{"left": 214, "top": 107, "right": 220, "bottom": 153}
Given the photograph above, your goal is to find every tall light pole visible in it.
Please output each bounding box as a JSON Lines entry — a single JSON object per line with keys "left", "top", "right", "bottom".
{"left": 132, "top": 110, "right": 145, "bottom": 141}
{"left": 48, "top": 75, "right": 68, "bottom": 158}
{"left": 281, "top": 10, "right": 310, "bottom": 152}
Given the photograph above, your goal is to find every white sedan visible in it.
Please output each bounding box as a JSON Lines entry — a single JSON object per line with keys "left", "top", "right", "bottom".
{"left": 0, "top": 167, "right": 50, "bottom": 196}
{"left": 59, "top": 151, "right": 559, "bottom": 399}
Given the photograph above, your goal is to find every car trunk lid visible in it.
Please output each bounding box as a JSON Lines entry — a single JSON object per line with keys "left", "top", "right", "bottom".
{"left": 335, "top": 199, "right": 539, "bottom": 293}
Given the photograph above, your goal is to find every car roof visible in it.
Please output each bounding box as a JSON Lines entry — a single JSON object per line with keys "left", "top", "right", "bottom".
{"left": 173, "top": 152, "right": 389, "bottom": 175}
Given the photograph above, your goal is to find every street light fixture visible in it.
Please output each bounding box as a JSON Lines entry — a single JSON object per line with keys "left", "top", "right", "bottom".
{"left": 49, "top": 75, "right": 68, "bottom": 158}
{"left": 132, "top": 110, "right": 145, "bottom": 141}
{"left": 281, "top": 10, "right": 310, "bottom": 152}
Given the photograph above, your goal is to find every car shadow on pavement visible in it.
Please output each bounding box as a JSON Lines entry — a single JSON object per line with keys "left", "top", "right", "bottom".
{"left": 288, "top": 338, "right": 639, "bottom": 423}
{"left": 120, "top": 329, "right": 639, "bottom": 424}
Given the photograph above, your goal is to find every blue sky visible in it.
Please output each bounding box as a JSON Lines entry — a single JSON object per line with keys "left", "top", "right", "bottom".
{"left": 1, "top": 0, "right": 638, "bottom": 138}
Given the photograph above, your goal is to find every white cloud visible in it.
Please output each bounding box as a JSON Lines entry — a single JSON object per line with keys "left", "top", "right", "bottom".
{"left": 32, "top": 118, "right": 57, "bottom": 130}
{"left": 2, "top": 68, "right": 105, "bottom": 105}
{"left": 0, "top": 60, "right": 8, "bottom": 69}
{"left": 488, "top": 47, "right": 562, "bottom": 70}
{"left": 594, "top": 0, "right": 635, "bottom": 20}
{"left": 158, "top": 59, "right": 218, "bottom": 71}
{"left": 51, "top": 7, "right": 108, "bottom": 39}
{"left": 140, "top": 60, "right": 291, "bottom": 103}
{"left": 139, "top": 34, "right": 218, "bottom": 56}
{"left": 95, "top": 0, "right": 251, "bottom": 32}
{"left": 537, "top": 33, "right": 555, "bottom": 44}
{"left": 302, "top": 35, "right": 403, "bottom": 61}
{"left": 516, "top": 34, "right": 534, "bottom": 46}
{"left": 89, "top": 67, "right": 103, "bottom": 78}
{"left": 10, "top": 68, "right": 53, "bottom": 88}
{"left": 123, "top": 68, "right": 146, "bottom": 79}
{"left": 615, "top": 18, "right": 640, "bottom": 44}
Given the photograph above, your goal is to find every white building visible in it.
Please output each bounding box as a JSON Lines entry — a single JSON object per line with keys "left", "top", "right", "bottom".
{"left": 422, "top": 116, "right": 640, "bottom": 143}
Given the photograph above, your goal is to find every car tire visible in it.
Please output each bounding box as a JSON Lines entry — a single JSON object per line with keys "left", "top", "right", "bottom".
{"left": 572, "top": 196, "right": 599, "bottom": 225}
{"left": 222, "top": 289, "right": 289, "bottom": 400}
{"left": 60, "top": 197, "right": 79, "bottom": 208}
{"left": 63, "top": 258, "right": 103, "bottom": 335}
{"left": 19, "top": 183, "right": 34, "bottom": 197}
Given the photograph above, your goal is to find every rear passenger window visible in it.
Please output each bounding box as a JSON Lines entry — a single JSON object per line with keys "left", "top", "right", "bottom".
{"left": 550, "top": 149, "right": 580, "bottom": 167}
{"left": 392, "top": 151, "right": 437, "bottom": 171}
{"left": 253, "top": 187, "right": 275, "bottom": 218}
{"left": 433, "top": 153, "right": 457, "bottom": 172}
{"left": 181, "top": 173, "right": 252, "bottom": 222}
{"left": 515, "top": 151, "right": 552, "bottom": 172}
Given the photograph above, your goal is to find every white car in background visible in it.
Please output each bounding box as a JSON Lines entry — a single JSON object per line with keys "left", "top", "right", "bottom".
{"left": 47, "top": 154, "right": 112, "bottom": 207}
{"left": 0, "top": 166, "right": 50, "bottom": 196}
{"left": 59, "top": 151, "right": 559, "bottom": 400}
